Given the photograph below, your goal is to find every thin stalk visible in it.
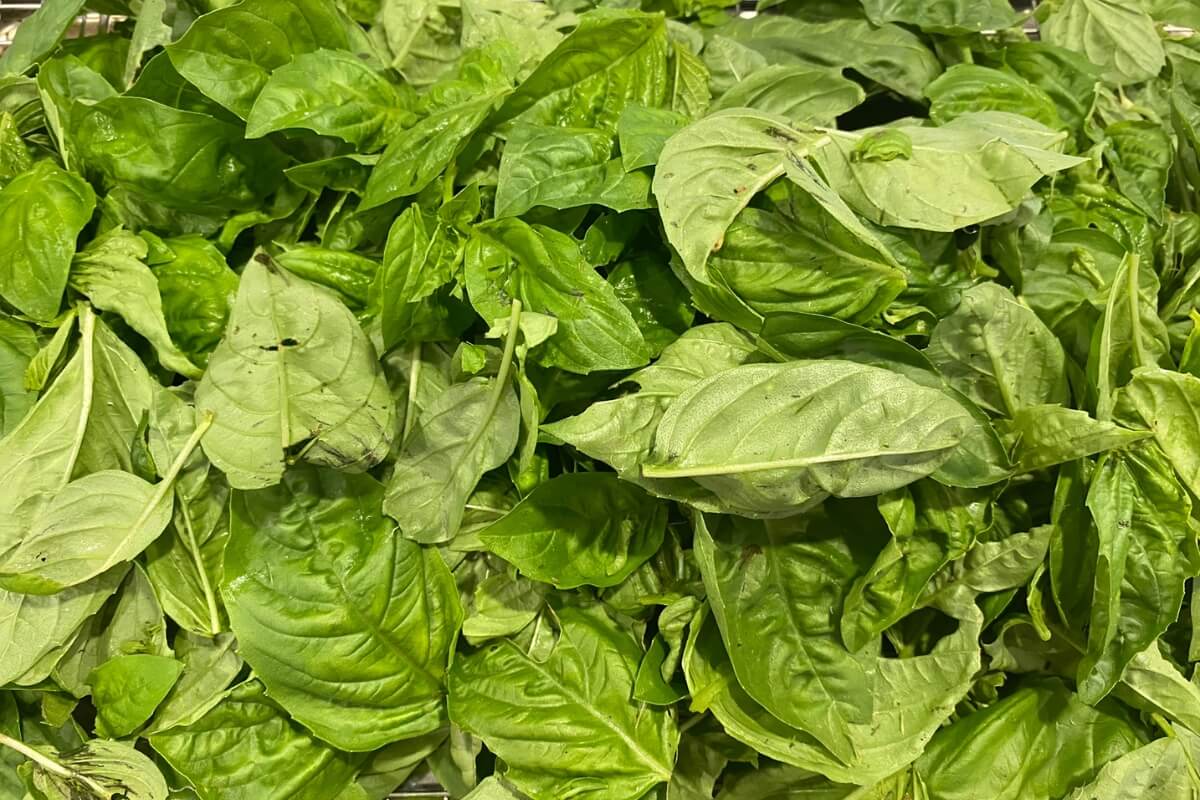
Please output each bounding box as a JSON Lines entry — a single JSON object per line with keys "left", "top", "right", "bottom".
{"left": 176, "top": 496, "right": 221, "bottom": 635}
{"left": 641, "top": 445, "right": 954, "bottom": 479}
{"left": 0, "top": 733, "right": 109, "bottom": 797}
{"left": 62, "top": 305, "right": 96, "bottom": 489}
{"left": 106, "top": 412, "right": 214, "bottom": 575}
{"left": 401, "top": 342, "right": 422, "bottom": 447}
{"left": 1127, "top": 254, "right": 1150, "bottom": 370}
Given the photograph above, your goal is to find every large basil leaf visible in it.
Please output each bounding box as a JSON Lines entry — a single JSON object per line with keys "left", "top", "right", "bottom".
{"left": 543, "top": 323, "right": 760, "bottom": 478}
{"left": 810, "top": 112, "right": 1084, "bottom": 232}
{"left": 862, "top": 0, "right": 1021, "bottom": 34}
{"left": 925, "top": 65, "right": 1062, "bottom": 128}
{"left": 0, "top": 160, "right": 95, "bottom": 321}
{"left": 0, "top": 0, "right": 88, "bottom": 77}
{"left": 841, "top": 481, "right": 990, "bottom": 651}
{"left": 927, "top": 283, "right": 1069, "bottom": 417}
{"left": 150, "top": 680, "right": 365, "bottom": 800}
{"left": 382, "top": 376, "right": 519, "bottom": 544}
{"left": 245, "top": 48, "right": 407, "bottom": 151}
{"left": 20, "top": 738, "right": 169, "bottom": 800}
{"left": 225, "top": 467, "right": 461, "bottom": 751}
{"left": 1042, "top": 0, "right": 1165, "bottom": 86}
{"left": 195, "top": 255, "right": 395, "bottom": 490}
{"left": 479, "top": 472, "right": 667, "bottom": 589}
{"left": 372, "top": 203, "right": 469, "bottom": 351}
{"left": 448, "top": 605, "right": 679, "bottom": 800}
{"left": 494, "top": 124, "right": 651, "bottom": 218}
{"left": 1078, "top": 444, "right": 1197, "bottom": 704}
{"left": 467, "top": 219, "right": 650, "bottom": 373}
{"left": 683, "top": 584, "right": 980, "bottom": 784}
{"left": 361, "top": 47, "right": 513, "bottom": 209}
{"left": 642, "top": 361, "right": 972, "bottom": 516}
{"left": 915, "top": 679, "right": 1144, "bottom": 800}
{"left": 0, "top": 469, "right": 173, "bottom": 594}
{"left": 149, "top": 235, "right": 239, "bottom": 368}
{"left": 1063, "top": 734, "right": 1200, "bottom": 799}
{"left": 1116, "top": 368, "right": 1200, "bottom": 497}
{"left": 166, "top": 0, "right": 359, "bottom": 118}
{"left": 710, "top": 66, "right": 864, "bottom": 124}
{"left": 719, "top": 13, "right": 941, "bottom": 101}
{"left": 693, "top": 510, "right": 876, "bottom": 763}
{"left": 706, "top": 205, "right": 905, "bottom": 324}
{"left": 70, "top": 229, "right": 201, "bottom": 379}
{"left": 491, "top": 9, "right": 667, "bottom": 133}
{"left": 71, "top": 96, "right": 286, "bottom": 213}
{"left": 0, "top": 567, "right": 125, "bottom": 686}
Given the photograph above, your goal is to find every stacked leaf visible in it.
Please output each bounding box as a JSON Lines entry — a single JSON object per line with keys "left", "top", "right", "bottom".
{"left": 1, "top": 0, "right": 1200, "bottom": 798}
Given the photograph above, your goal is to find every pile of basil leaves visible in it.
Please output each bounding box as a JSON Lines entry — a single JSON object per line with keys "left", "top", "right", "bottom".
{"left": 2, "top": 0, "right": 1200, "bottom": 797}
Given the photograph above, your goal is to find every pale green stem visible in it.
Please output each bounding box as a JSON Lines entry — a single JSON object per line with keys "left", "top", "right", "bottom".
{"left": 0, "top": 733, "right": 109, "bottom": 797}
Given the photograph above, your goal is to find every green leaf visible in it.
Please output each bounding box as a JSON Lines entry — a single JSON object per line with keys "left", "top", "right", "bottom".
{"left": 361, "top": 47, "right": 513, "bottom": 209}
{"left": 0, "top": 470, "right": 175, "bottom": 594}
{"left": 1078, "top": 444, "right": 1196, "bottom": 703}
{"left": 145, "top": 632, "right": 241, "bottom": 735}
{"left": 19, "top": 738, "right": 169, "bottom": 800}
{"left": 150, "top": 680, "right": 364, "bottom": 800}
{"left": 841, "top": 481, "right": 990, "bottom": 651}
{"left": 1118, "top": 368, "right": 1200, "bottom": 497}
{"left": 195, "top": 255, "right": 395, "bottom": 490}
{"left": 479, "top": 472, "right": 667, "bottom": 589}
{"left": 608, "top": 254, "right": 694, "bottom": 357}
{"left": 694, "top": 511, "right": 875, "bottom": 762}
{"left": 383, "top": 376, "right": 519, "bottom": 543}
{"left": 720, "top": 13, "right": 942, "bottom": 101}
{"left": 246, "top": 49, "right": 406, "bottom": 151}
{"left": 90, "top": 654, "right": 183, "bottom": 738}
{"left": 926, "top": 283, "right": 1069, "bottom": 417}
{"left": 123, "top": 0, "right": 172, "bottom": 88}
{"left": 149, "top": 235, "right": 239, "bottom": 368}
{"left": 617, "top": 105, "right": 686, "bottom": 171}
{"left": 0, "top": 567, "right": 125, "bottom": 686}
{"left": 225, "top": 467, "right": 461, "bottom": 751}
{"left": 1002, "top": 405, "right": 1151, "bottom": 473}
{"left": 811, "top": 112, "right": 1084, "bottom": 232}
{"left": 1042, "top": 0, "right": 1165, "bottom": 86}
{"left": 543, "top": 323, "right": 759, "bottom": 478}
{"left": 491, "top": 9, "right": 668, "bottom": 133}
{"left": 272, "top": 246, "right": 379, "bottom": 310}
{"left": 70, "top": 229, "right": 202, "bottom": 379}
{"left": 372, "top": 204, "right": 469, "bottom": 350}
{"left": 0, "top": 160, "right": 95, "bottom": 321}
{"left": 925, "top": 65, "right": 1062, "bottom": 128}
{"left": 0, "top": 0, "right": 87, "bottom": 77}
{"left": 71, "top": 96, "right": 286, "bottom": 213}
{"left": 915, "top": 679, "right": 1144, "bottom": 800}
{"left": 862, "top": 0, "right": 1021, "bottom": 33}
{"left": 494, "top": 124, "right": 651, "bottom": 218}
{"left": 52, "top": 564, "right": 171, "bottom": 698}
{"left": 0, "top": 316, "right": 37, "bottom": 437}
{"left": 1105, "top": 120, "right": 1172, "bottom": 223}
{"left": 642, "top": 361, "right": 972, "bottom": 516}
{"left": 706, "top": 204, "right": 905, "bottom": 324}
{"left": 711, "top": 66, "right": 864, "bottom": 125}
{"left": 448, "top": 605, "right": 678, "bottom": 800}
{"left": 683, "top": 599, "right": 979, "bottom": 785}
{"left": 165, "top": 0, "right": 360, "bottom": 118}
{"left": 467, "top": 219, "right": 650, "bottom": 373}
{"left": 1063, "top": 735, "right": 1200, "bottom": 799}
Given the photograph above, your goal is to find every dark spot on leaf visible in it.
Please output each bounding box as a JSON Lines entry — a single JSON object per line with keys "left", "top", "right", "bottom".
{"left": 280, "top": 337, "right": 299, "bottom": 347}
